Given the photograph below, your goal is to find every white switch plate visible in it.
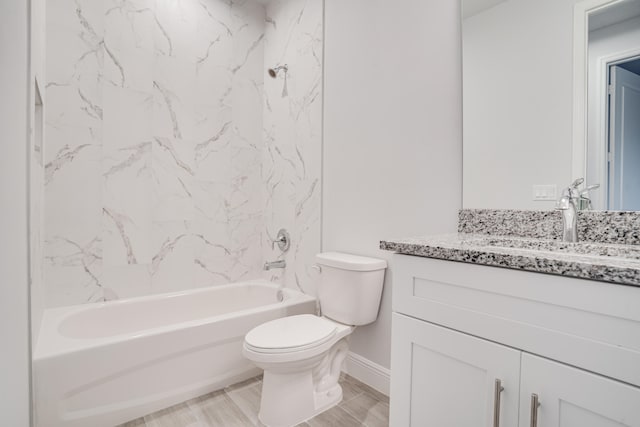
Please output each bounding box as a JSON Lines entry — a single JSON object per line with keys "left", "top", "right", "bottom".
{"left": 532, "top": 185, "right": 557, "bottom": 201}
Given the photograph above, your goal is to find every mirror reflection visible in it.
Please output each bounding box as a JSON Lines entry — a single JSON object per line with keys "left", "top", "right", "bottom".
{"left": 463, "top": 0, "right": 640, "bottom": 211}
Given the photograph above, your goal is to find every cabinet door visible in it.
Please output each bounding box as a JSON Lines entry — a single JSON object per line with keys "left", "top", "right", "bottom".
{"left": 519, "top": 354, "right": 640, "bottom": 427}
{"left": 390, "top": 313, "right": 521, "bottom": 427}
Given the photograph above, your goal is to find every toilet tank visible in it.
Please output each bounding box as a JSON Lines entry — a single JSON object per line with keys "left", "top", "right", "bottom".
{"left": 315, "top": 252, "right": 387, "bottom": 326}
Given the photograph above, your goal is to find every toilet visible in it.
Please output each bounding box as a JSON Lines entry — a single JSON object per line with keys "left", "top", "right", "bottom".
{"left": 242, "top": 252, "right": 387, "bottom": 427}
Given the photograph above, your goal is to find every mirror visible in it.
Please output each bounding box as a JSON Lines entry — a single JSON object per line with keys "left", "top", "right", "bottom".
{"left": 462, "top": 0, "right": 640, "bottom": 210}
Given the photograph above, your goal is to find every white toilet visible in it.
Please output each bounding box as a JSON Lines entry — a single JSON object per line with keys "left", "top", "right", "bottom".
{"left": 242, "top": 252, "right": 387, "bottom": 427}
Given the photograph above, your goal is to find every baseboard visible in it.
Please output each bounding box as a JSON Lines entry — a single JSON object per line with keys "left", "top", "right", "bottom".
{"left": 343, "top": 351, "right": 390, "bottom": 396}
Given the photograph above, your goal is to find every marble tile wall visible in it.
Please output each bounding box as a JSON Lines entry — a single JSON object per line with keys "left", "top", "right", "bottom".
{"left": 262, "top": 0, "right": 323, "bottom": 295}
{"left": 44, "top": 0, "right": 268, "bottom": 307}
{"left": 44, "top": 0, "right": 323, "bottom": 307}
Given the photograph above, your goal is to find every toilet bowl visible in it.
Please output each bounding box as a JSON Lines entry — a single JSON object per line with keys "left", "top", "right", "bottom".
{"left": 243, "top": 252, "right": 387, "bottom": 427}
{"left": 243, "top": 314, "right": 353, "bottom": 427}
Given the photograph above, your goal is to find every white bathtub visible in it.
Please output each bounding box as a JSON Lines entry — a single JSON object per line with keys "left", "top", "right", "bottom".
{"left": 34, "top": 280, "right": 316, "bottom": 427}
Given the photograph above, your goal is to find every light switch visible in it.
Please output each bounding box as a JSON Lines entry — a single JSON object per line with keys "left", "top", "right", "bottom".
{"left": 532, "top": 185, "right": 557, "bottom": 201}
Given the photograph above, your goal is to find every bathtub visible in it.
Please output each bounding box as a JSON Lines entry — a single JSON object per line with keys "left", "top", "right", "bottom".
{"left": 34, "top": 280, "right": 316, "bottom": 427}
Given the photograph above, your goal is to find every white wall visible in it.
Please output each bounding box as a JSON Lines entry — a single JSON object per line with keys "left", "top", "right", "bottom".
{"left": 0, "top": 1, "right": 32, "bottom": 425}
{"left": 324, "top": 0, "right": 462, "bottom": 370}
{"left": 30, "top": 0, "right": 46, "bottom": 353}
{"left": 463, "top": 0, "right": 580, "bottom": 209}
{"left": 587, "top": 16, "right": 640, "bottom": 210}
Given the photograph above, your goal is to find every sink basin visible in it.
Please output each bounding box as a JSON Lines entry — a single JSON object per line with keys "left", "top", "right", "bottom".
{"left": 466, "top": 236, "right": 640, "bottom": 261}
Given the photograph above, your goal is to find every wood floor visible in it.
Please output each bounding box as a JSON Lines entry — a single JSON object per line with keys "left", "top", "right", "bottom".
{"left": 118, "top": 374, "right": 389, "bottom": 427}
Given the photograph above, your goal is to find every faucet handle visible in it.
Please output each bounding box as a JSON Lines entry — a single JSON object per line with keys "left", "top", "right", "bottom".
{"left": 560, "top": 178, "right": 585, "bottom": 201}
{"left": 571, "top": 178, "right": 585, "bottom": 189}
{"left": 271, "top": 229, "right": 291, "bottom": 252}
{"left": 577, "top": 184, "right": 600, "bottom": 211}
{"left": 580, "top": 184, "right": 600, "bottom": 195}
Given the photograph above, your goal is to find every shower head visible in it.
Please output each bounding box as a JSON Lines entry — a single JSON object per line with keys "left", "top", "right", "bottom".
{"left": 268, "top": 64, "right": 288, "bottom": 78}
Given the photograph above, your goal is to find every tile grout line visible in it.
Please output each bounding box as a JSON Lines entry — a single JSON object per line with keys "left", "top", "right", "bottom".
{"left": 223, "top": 387, "right": 259, "bottom": 426}
{"left": 338, "top": 390, "right": 366, "bottom": 406}
{"left": 338, "top": 385, "right": 390, "bottom": 427}
{"left": 185, "top": 396, "right": 206, "bottom": 426}
{"left": 225, "top": 390, "right": 253, "bottom": 426}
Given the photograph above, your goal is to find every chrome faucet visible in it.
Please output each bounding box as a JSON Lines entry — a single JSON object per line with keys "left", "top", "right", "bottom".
{"left": 264, "top": 260, "right": 286, "bottom": 271}
{"left": 556, "top": 179, "right": 582, "bottom": 243}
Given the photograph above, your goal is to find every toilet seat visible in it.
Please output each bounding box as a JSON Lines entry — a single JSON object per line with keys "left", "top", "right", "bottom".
{"left": 244, "top": 314, "right": 338, "bottom": 354}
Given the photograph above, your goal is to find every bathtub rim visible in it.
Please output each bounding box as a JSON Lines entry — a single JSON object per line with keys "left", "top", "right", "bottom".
{"left": 34, "top": 280, "right": 316, "bottom": 360}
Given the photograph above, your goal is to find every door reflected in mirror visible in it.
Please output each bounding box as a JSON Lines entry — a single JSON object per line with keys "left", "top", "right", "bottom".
{"left": 588, "top": 1, "right": 640, "bottom": 210}
{"left": 462, "top": 0, "right": 640, "bottom": 211}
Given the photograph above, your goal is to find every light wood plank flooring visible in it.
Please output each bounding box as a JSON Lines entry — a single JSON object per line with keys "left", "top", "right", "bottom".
{"left": 118, "top": 374, "right": 389, "bottom": 427}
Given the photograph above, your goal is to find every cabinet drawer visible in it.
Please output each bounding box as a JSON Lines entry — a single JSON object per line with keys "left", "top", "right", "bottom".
{"left": 392, "top": 255, "right": 640, "bottom": 387}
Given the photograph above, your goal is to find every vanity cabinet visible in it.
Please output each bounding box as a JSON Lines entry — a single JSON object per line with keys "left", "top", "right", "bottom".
{"left": 519, "top": 353, "right": 640, "bottom": 427}
{"left": 390, "top": 255, "right": 640, "bottom": 427}
{"left": 392, "top": 314, "right": 520, "bottom": 427}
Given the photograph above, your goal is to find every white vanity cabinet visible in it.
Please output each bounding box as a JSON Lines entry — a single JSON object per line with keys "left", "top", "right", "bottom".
{"left": 390, "top": 255, "right": 640, "bottom": 427}
{"left": 392, "top": 314, "right": 520, "bottom": 427}
{"left": 519, "top": 354, "right": 640, "bottom": 427}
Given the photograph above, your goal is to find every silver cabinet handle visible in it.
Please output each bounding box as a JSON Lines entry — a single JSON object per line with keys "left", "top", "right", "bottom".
{"left": 493, "top": 379, "right": 504, "bottom": 427}
{"left": 530, "top": 393, "right": 540, "bottom": 427}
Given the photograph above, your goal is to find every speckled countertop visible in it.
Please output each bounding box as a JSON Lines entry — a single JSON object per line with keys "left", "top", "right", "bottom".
{"left": 380, "top": 210, "right": 640, "bottom": 287}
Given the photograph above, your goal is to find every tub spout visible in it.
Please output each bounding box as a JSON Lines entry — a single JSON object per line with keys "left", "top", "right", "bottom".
{"left": 264, "top": 260, "right": 286, "bottom": 271}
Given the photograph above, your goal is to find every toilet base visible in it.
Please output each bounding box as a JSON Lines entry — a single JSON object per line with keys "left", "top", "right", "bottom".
{"left": 258, "top": 372, "right": 343, "bottom": 427}
{"left": 256, "top": 339, "right": 349, "bottom": 427}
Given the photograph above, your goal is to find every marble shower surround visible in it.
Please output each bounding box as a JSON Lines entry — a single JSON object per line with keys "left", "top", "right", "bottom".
{"left": 44, "top": 0, "right": 323, "bottom": 307}
{"left": 261, "top": 0, "right": 323, "bottom": 295}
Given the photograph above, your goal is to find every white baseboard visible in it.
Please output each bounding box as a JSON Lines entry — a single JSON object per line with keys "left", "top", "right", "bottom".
{"left": 343, "top": 351, "right": 390, "bottom": 396}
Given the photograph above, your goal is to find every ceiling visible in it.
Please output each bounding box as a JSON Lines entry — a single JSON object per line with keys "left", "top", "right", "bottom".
{"left": 463, "top": 0, "right": 509, "bottom": 19}
{"left": 619, "top": 58, "right": 640, "bottom": 75}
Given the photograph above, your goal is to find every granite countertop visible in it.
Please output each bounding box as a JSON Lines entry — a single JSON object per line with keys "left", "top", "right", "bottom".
{"left": 380, "top": 233, "right": 640, "bottom": 286}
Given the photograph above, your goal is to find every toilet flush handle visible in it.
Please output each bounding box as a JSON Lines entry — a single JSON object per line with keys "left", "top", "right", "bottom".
{"left": 311, "top": 264, "right": 322, "bottom": 274}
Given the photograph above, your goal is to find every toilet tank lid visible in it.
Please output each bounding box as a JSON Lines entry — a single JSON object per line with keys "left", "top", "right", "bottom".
{"left": 316, "top": 252, "right": 387, "bottom": 272}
